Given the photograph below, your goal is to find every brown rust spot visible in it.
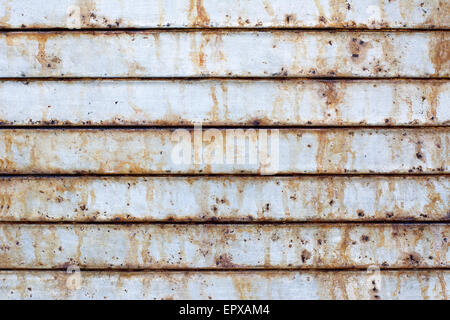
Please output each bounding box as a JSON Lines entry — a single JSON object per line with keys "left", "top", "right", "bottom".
{"left": 317, "top": 81, "right": 346, "bottom": 124}
{"left": 77, "top": 0, "right": 98, "bottom": 27}
{"left": 321, "top": 82, "right": 339, "bottom": 106}
{"left": 215, "top": 254, "right": 236, "bottom": 268}
{"left": 348, "top": 37, "right": 372, "bottom": 64}
{"left": 301, "top": 249, "right": 311, "bottom": 263}
{"left": 369, "top": 279, "right": 381, "bottom": 300}
{"left": 406, "top": 252, "right": 422, "bottom": 266}
{"left": 284, "top": 14, "right": 297, "bottom": 25}
{"left": 314, "top": 0, "right": 325, "bottom": 24}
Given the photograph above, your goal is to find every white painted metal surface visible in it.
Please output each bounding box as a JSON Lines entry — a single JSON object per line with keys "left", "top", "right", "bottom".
{"left": 1, "top": 271, "right": 448, "bottom": 300}
{"left": 0, "top": 80, "right": 448, "bottom": 126}
{"left": 0, "top": 224, "right": 447, "bottom": 269}
{"left": 0, "top": 31, "right": 448, "bottom": 77}
{"left": 0, "top": 0, "right": 448, "bottom": 301}
{"left": 0, "top": 129, "right": 446, "bottom": 174}
{"left": 0, "top": 0, "right": 448, "bottom": 29}
{"left": 0, "top": 176, "right": 448, "bottom": 222}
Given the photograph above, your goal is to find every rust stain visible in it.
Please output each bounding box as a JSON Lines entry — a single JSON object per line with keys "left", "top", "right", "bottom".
{"left": 301, "top": 249, "right": 311, "bottom": 263}
{"left": 188, "top": 0, "right": 210, "bottom": 27}
{"left": 5, "top": 33, "right": 62, "bottom": 71}
{"left": 437, "top": 272, "right": 448, "bottom": 300}
{"left": 319, "top": 81, "right": 344, "bottom": 122}
{"left": 0, "top": 193, "right": 11, "bottom": 217}
{"left": 430, "top": 33, "right": 450, "bottom": 76}
{"left": 348, "top": 36, "right": 372, "bottom": 64}
{"left": 425, "top": 83, "right": 441, "bottom": 122}
{"left": 315, "top": 130, "right": 328, "bottom": 172}
{"left": 405, "top": 252, "right": 422, "bottom": 266}
{"left": 209, "top": 86, "right": 219, "bottom": 121}
{"left": 157, "top": 0, "right": 165, "bottom": 27}
{"left": 220, "top": 83, "right": 229, "bottom": 121}
{"left": 215, "top": 254, "right": 237, "bottom": 268}
{"left": 1, "top": 224, "right": 447, "bottom": 269}
{"left": 337, "top": 225, "right": 351, "bottom": 267}
{"left": 66, "top": 0, "right": 122, "bottom": 28}
{"left": 77, "top": 0, "right": 98, "bottom": 28}
{"left": 0, "top": 31, "right": 447, "bottom": 78}
{"left": 423, "top": 181, "right": 444, "bottom": 217}
{"left": 0, "top": 0, "right": 448, "bottom": 29}
{"left": 262, "top": 0, "right": 275, "bottom": 17}
{"left": 314, "top": 0, "right": 326, "bottom": 25}
{"left": 0, "top": 134, "right": 14, "bottom": 170}
{"left": 424, "top": 0, "right": 450, "bottom": 27}
{"left": 284, "top": 14, "right": 297, "bottom": 25}
{"left": 35, "top": 39, "right": 61, "bottom": 71}
{"left": 232, "top": 276, "right": 253, "bottom": 300}
{"left": 329, "top": 0, "right": 348, "bottom": 27}
{"left": 0, "top": 0, "right": 11, "bottom": 27}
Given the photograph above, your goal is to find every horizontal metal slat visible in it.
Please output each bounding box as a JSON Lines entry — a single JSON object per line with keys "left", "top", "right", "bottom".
{"left": 0, "top": 224, "right": 447, "bottom": 269}
{"left": 0, "top": 80, "right": 448, "bottom": 126}
{"left": 0, "top": 0, "right": 448, "bottom": 29}
{"left": 0, "top": 31, "right": 448, "bottom": 77}
{"left": 1, "top": 271, "right": 448, "bottom": 300}
{"left": 0, "top": 176, "right": 448, "bottom": 222}
{"left": 0, "top": 128, "right": 446, "bottom": 174}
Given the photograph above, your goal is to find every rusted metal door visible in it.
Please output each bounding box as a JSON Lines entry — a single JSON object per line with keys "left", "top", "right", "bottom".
{"left": 0, "top": 0, "right": 448, "bottom": 300}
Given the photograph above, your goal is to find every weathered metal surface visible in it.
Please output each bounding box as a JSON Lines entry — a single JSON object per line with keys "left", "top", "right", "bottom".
{"left": 0, "top": 1, "right": 447, "bottom": 302}
{"left": 0, "top": 176, "right": 448, "bottom": 222}
{"left": 0, "top": 128, "right": 446, "bottom": 174}
{"left": 0, "top": 0, "right": 448, "bottom": 29}
{"left": 0, "top": 271, "right": 448, "bottom": 300}
{"left": 1, "top": 31, "right": 448, "bottom": 77}
{"left": 0, "top": 224, "right": 447, "bottom": 269}
{"left": 0, "top": 79, "right": 448, "bottom": 126}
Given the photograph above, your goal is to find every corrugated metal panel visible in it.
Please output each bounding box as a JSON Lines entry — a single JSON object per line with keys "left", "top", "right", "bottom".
{"left": 0, "top": 128, "right": 446, "bottom": 174}
{"left": 0, "top": 79, "right": 448, "bottom": 126}
{"left": 0, "top": 224, "right": 447, "bottom": 269}
{"left": 1, "top": 271, "right": 448, "bottom": 300}
{"left": 1, "top": 31, "right": 448, "bottom": 77}
{"left": 0, "top": 176, "right": 448, "bottom": 222}
{"left": 0, "top": 0, "right": 448, "bottom": 301}
{"left": 0, "top": 0, "right": 448, "bottom": 29}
